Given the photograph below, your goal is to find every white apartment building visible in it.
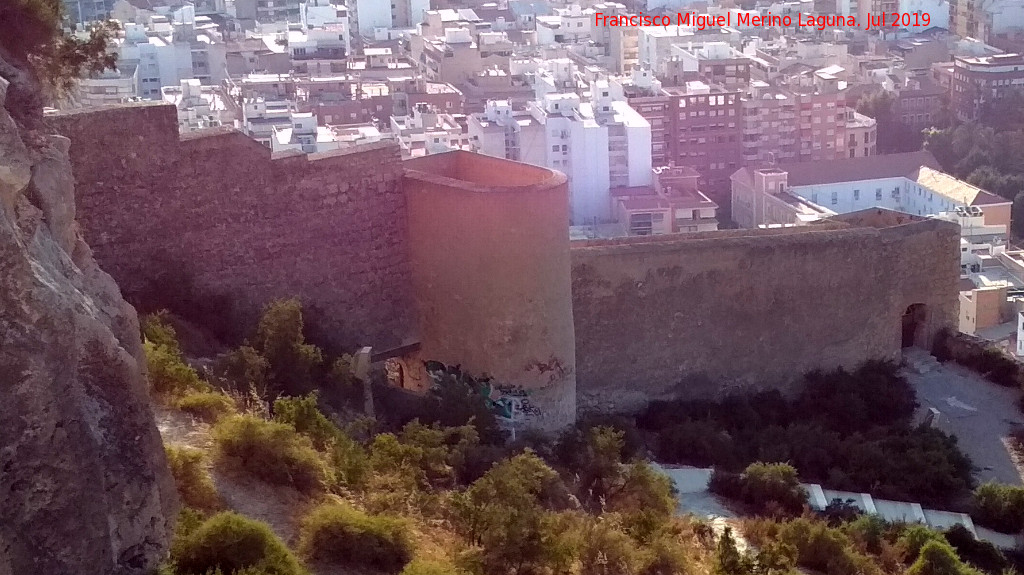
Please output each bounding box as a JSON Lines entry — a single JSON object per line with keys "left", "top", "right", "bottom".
{"left": 526, "top": 90, "right": 653, "bottom": 225}
{"left": 117, "top": 11, "right": 227, "bottom": 100}
{"left": 161, "top": 79, "right": 232, "bottom": 132}
{"left": 352, "top": 0, "right": 429, "bottom": 36}
{"left": 390, "top": 103, "right": 472, "bottom": 158}
{"left": 271, "top": 112, "right": 342, "bottom": 154}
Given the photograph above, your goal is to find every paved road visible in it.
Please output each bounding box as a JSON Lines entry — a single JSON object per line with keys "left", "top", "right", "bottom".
{"left": 904, "top": 350, "right": 1024, "bottom": 486}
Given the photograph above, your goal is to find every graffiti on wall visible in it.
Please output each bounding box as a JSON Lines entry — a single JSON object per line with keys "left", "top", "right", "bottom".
{"left": 424, "top": 360, "right": 541, "bottom": 427}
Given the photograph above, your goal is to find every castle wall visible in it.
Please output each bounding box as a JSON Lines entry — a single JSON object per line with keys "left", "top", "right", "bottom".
{"left": 403, "top": 152, "right": 577, "bottom": 431}
{"left": 48, "top": 103, "right": 414, "bottom": 349}
{"left": 570, "top": 216, "right": 960, "bottom": 414}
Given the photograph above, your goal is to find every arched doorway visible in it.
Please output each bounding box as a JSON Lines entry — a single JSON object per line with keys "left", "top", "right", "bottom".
{"left": 901, "top": 303, "right": 928, "bottom": 348}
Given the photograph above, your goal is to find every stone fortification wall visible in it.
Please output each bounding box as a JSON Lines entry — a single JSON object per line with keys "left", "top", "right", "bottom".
{"left": 49, "top": 102, "right": 414, "bottom": 349}
{"left": 570, "top": 215, "right": 960, "bottom": 414}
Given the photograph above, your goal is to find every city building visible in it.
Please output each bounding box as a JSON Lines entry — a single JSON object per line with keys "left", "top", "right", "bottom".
{"left": 845, "top": 111, "right": 877, "bottom": 158}
{"left": 115, "top": 10, "right": 227, "bottom": 100}
{"left": 161, "top": 79, "right": 234, "bottom": 132}
{"left": 949, "top": 0, "right": 1024, "bottom": 45}
{"left": 951, "top": 53, "right": 1024, "bottom": 121}
{"left": 526, "top": 91, "right": 653, "bottom": 224}
{"left": 611, "top": 70, "right": 742, "bottom": 213}
{"left": 390, "top": 102, "right": 472, "bottom": 158}
{"left": 730, "top": 152, "right": 1012, "bottom": 235}
{"left": 64, "top": 0, "right": 115, "bottom": 23}
{"left": 70, "top": 65, "right": 138, "bottom": 108}
{"left": 271, "top": 111, "right": 343, "bottom": 153}
{"left": 611, "top": 165, "right": 720, "bottom": 236}
{"left": 352, "top": 0, "right": 430, "bottom": 35}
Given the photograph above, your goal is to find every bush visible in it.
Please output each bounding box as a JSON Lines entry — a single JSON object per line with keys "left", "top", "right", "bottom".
{"left": 710, "top": 463, "right": 806, "bottom": 517}
{"left": 252, "top": 299, "right": 323, "bottom": 396}
{"left": 740, "top": 463, "right": 807, "bottom": 515}
{"left": 972, "top": 483, "right": 1024, "bottom": 533}
{"left": 400, "top": 559, "right": 464, "bottom": 575}
{"left": 906, "top": 540, "right": 981, "bottom": 575}
{"left": 943, "top": 524, "right": 1009, "bottom": 575}
{"left": 451, "top": 451, "right": 571, "bottom": 573}
{"left": 329, "top": 433, "right": 371, "bottom": 492}
{"left": 744, "top": 517, "right": 883, "bottom": 575}
{"left": 273, "top": 392, "right": 339, "bottom": 450}
{"left": 639, "top": 362, "right": 973, "bottom": 506}
{"left": 170, "top": 511, "right": 306, "bottom": 575}
{"left": 215, "top": 346, "right": 270, "bottom": 396}
{"left": 297, "top": 503, "right": 412, "bottom": 572}
{"left": 212, "top": 415, "right": 326, "bottom": 494}
{"left": 146, "top": 340, "right": 208, "bottom": 396}
{"left": 898, "top": 525, "right": 948, "bottom": 562}
{"left": 143, "top": 312, "right": 181, "bottom": 353}
{"left": 177, "top": 392, "right": 236, "bottom": 423}
{"left": 166, "top": 446, "right": 221, "bottom": 512}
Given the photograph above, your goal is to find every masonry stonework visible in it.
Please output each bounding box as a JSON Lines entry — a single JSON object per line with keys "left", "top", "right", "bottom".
{"left": 48, "top": 102, "right": 415, "bottom": 350}
{"left": 403, "top": 152, "right": 577, "bottom": 431}
{"left": 47, "top": 103, "right": 961, "bottom": 429}
{"left": 571, "top": 212, "right": 960, "bottom": 414}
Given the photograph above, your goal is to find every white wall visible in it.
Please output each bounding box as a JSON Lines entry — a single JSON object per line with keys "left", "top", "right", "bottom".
{"left": 559, "top": 118, "right": 610, "bottom": 224}
{"left": 355, "top": 0, "right": 391, "bottom": 35}
{"left": 899, "top": 0, "right": 949, "bottom": 30}
{"left": 790, "top": 176, "right": 965, "bottom": 216}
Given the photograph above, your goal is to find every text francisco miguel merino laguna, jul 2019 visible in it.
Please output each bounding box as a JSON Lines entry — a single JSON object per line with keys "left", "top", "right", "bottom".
{"left": 594, "top": 10, "right": 932, "bottom": 31}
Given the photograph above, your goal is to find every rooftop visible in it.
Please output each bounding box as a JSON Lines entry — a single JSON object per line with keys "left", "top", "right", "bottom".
{"left": 915, "top": 167, "right": 1009, "bottom": 207}
{"left": 778, "top": 150, "right": 941, "bottom": 186}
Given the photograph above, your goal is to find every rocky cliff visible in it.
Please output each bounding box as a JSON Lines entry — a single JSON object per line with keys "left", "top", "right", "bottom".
{"left": 0, "top": 75, "right": 177, "bottom": 574}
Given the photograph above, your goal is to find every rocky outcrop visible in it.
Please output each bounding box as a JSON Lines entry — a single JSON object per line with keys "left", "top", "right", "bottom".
{"left": 0, "top": 75, "right": 177, "bottom": 574}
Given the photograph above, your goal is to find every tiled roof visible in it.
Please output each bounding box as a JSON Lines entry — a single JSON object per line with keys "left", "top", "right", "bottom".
{"left": 778, "top": 150, "right": 941, "bottom": 186}
{"left": 914, "top": 167, "right": 1009, "bottom": 206}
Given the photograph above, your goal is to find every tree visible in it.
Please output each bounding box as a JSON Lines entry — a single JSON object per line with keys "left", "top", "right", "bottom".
{"left": 1013, "top": 192, "right": 1024, "bottom": 239}
{"left": 0, "top": 0, "right": 118, "bottom": 124}
{"left": 450, "top": 451, "right": 570, "bottom": 574}
{"left": 856, "top": 91, "right": 923, "bottom": 153}
{"left": 253, "top": 299, "right": 324, "bottom": 397}
{"left": 713, "top": 528, "right": 754, "bottom": 575}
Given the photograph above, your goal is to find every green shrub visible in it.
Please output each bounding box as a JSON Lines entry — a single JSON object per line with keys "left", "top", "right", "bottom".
{"left": 297, "top": 503, "right": 412, "bottom": 572}
{"left": 638, "top": 362, "right": 973, "bottom": 506}
{"left": 166, "top": 446, "right": 222, "bottom": 512}
{"left": 606, "top": 461, "right": 678, "bottom": 542}
{"left": 710, "top": 463, "right": 806, "bottom": 516}
{"left": 972, "top": 482, "right": 1024, "bottom": 532}
{"left": 747, "top": 517, "right": 883, "bottom": 575}
{"left": 252, "top": 299, "right": 323, "bottom": 396}
{"left": 143, "top": 311, "right": 181, "bottom": 353}
{"left": 740, "top": 463, "right": 807, "bottom": 515}
{"left": 943, "top": 524, "right": 1009, "bottom": 575}
{"left": 212, "top": 415, "right": 326, "bottom": 494}
{"left": 451, "top": 451, "right": 571, "bottom": 573}
{"left": 273, "top": 392, "right": 339, "bottom": 450}
{"left": 330, "top": 433, "right": 371, "bottom": 491}
{"left": 906, "top": 540, "right": 981, "bottom": 575}
{"left": 899, "top": 525, "right": 948, "bottom": 562}
{"left": 577, "top": 518, "right": 646, "bottom": 575}
{"left": 147, "top": 340, "right": 208, "bottom": 396}
{"left": 171, "top": 511, "right": 306, "bottom": 575}
{"left": 400, "top": 559, "right": 465, "bottom": 575}
{"left": 215, "top": 346, "right": 270, "bottom": 396}
{"left": 177, "top": 392, "right": 236, "bottom": 423}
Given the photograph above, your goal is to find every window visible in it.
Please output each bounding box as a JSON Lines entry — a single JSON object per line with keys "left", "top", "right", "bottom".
{"left": 831, "top": 192, "right": 838, "bottom": 205}
{"left": 875, "top": 189, "right": 882, "bottom": 200}
{"left": 854, "top": 189, "right": 860, "bottom": 200}
{"left": 552, "top": 145, "right": 559, "bottom": 152}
